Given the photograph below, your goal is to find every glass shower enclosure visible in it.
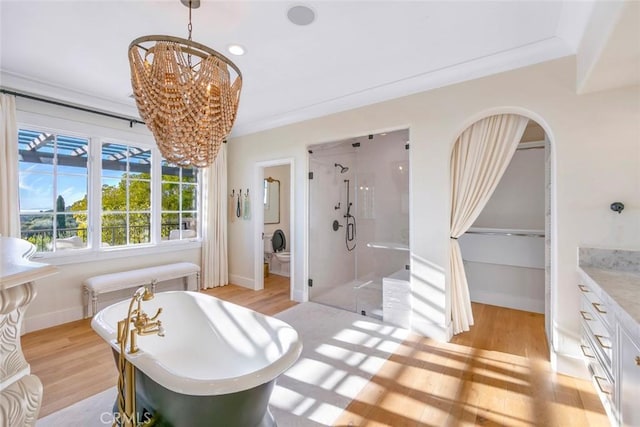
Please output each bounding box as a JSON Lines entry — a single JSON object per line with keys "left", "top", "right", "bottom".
{"left": 308, "top": 129, "right": 410, "bottom": 320}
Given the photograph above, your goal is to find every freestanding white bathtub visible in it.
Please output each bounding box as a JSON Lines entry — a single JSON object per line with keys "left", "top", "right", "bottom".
{"left": 91, "top": 291, "right": 302, "bottom": 427}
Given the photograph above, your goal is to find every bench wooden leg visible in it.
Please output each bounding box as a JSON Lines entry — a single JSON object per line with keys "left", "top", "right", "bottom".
{"left": 83, "top": 287, "right": 89, "bottom": 319}
{"left": 91, "top": 292, "right": 98, "bottom": 317}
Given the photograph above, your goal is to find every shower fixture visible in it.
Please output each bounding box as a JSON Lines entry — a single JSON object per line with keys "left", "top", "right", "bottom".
{"left": 334, "top": 163, "right": 349, "bottom": 174}
{"left": 343, "top": 179, "right": 356, "bottom": 252}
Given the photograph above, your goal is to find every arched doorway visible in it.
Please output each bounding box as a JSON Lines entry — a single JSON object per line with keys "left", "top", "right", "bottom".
{"left": 449, "top": 112, "right": 554, "bottom": 354}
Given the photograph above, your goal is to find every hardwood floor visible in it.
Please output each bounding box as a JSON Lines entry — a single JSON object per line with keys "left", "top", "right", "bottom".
{"left": 334, "top": 303, "right": 608, "bottom": 427}
{"left": 22, "top": 278, "right": 607, "bottom": 426}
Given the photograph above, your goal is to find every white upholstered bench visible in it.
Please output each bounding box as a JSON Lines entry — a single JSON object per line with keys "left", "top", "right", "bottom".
{"left": 82, "top": 262, "right": 200, "bottom": 318}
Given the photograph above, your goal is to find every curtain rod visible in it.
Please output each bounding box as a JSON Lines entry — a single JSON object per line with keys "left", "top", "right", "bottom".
{"left": 0, "top": 88, "right": 146, "bottom": 127}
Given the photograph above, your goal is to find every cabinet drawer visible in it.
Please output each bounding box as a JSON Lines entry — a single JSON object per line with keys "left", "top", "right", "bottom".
{"left": 577, "top": 282, "right": 612, "bottom": 330}
{"left": 580, "top": 328, "right": 598, "bottom": 361}
{"left": 581, "top": 296, "right": 613, "bottom": 370}
{"left": 587, "top": 358, "right": 616, "bottom": 417}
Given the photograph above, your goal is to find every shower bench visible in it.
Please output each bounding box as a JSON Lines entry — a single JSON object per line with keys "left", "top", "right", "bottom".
{"left": 82, "top": 262, "right": 200, "bottom": 318}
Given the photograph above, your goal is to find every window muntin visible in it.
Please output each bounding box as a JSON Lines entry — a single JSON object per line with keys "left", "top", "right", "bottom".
{"left": 101, "top": 142, "right": 152, "bottom": 247}
{"left": 161, "top": 160, "right": 198, "bottom": 241}
{"left": 18, "top": 129, "right": 89, "bottom": 252}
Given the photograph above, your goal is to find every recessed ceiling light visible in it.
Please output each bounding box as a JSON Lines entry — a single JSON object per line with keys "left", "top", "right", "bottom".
{"left": 287, "top": 5, "right": 316, "bottom": 26}
{"left": 228, "top": 44, "right": 246, "bottom": 56}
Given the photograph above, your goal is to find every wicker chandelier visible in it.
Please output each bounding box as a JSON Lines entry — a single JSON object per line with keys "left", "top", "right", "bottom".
{"left": 128, "top": 0, "right": 242, "bottom": 168}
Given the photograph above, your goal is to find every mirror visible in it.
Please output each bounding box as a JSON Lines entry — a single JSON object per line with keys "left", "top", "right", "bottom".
{"left": 264, "top": 177, "right": 280, "bottom": 224}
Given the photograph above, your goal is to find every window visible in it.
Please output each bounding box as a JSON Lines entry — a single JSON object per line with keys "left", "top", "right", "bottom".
{"left": 101, "top": 142, "right": 152, "bottom": 247}
{"left": 17, "top": 126, "right": 201, "bottom": 255}
{"left": 18, "top": 129, "right": 89, "bottom": 252}
{"left": 161, "top": 161, "right": 198, "bottom": 241}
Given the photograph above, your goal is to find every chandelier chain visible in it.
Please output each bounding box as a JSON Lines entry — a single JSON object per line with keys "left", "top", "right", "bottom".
{"left": 188, "top": 0, "right": 193, "bottom": 41}
{"left": 187, "top": 0, "right": 193, "bottom": 68}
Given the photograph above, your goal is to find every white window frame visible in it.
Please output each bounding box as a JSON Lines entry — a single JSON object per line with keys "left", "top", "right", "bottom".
{"left": 17, "top": 116, "right": 202, "bottom": 265}
{"left": 159, "top": 161, "right": 200, "bottom": 242}
{"left": 17, "top": 124, "right": 92, "bottom": 254}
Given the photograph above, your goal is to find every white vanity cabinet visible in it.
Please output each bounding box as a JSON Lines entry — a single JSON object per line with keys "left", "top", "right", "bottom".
{"left": 618, "top": 325, "right": 640, "bottom": 427}
{"left": 578, "top": 259, "right": 640, "bottom": 427}
{"left": 578, "top": 280, "right": 616, "bottom": 421}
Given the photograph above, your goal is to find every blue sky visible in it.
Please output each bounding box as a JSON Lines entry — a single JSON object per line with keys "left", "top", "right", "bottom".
{"left": 19, "top": 164, "right": 87, "bottom": 212}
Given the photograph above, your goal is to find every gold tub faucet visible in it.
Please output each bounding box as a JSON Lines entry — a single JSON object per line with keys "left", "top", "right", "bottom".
{"left": 115, "top": 285, "right": 164, "bottom": 427}
{"left": 130, "top": 306, "right": 165, "bottom": 354}
{"left": 117, "top": 285, "right": 165, "bottom": 354}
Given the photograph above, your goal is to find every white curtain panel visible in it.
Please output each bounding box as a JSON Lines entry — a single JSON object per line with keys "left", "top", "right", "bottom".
{"left": 201, "top": 144, "right": 228, "bottom": 289}
{"left": 450, "top": 114, "right": 529, "bottom": 334}
{"left": 0, "top": 94, "right": 20, "bottom": 238}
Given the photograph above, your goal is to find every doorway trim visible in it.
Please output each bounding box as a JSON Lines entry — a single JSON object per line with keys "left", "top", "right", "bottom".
{"left": 253, "top": 158, "right": 295, "bottom": 299}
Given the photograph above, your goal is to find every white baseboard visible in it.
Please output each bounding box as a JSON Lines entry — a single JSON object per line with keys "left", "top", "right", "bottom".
{"left": 551, "top": 348, "right": 589, "bottom": 379}
{"left": 470, "top": 290, "right": 544, "bottom": 313}
{"left": 292, "top": 286, "right": 306, "bottom": 302}
{"left": 23, "top": 306, "right": 83, "bottom": 334}
{"left": 410, "top": 318, "right": 448, "bottom": 342}
{"left": 230, "top": 274, "right": 254, "bottom": 289}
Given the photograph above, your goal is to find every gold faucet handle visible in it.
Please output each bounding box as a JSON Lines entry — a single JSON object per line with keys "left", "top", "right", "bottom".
{"left": 157, "top": 320, "right": 166, "bottom": 337}
{"left": 149, "top": 307, "right": 163, "bottom": 322}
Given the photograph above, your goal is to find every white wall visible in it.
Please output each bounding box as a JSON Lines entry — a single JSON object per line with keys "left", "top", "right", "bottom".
{"left": 226, "top": 56, "right": 640, "bottom": 376}
{"left": 464, "top": 146, "right": 546, "bottom": 314}
{"left": 14, "top": 98, "right": 202, "bottom": 332}
{"left": 474, "top": 147, "right": 546, "bottom": 230}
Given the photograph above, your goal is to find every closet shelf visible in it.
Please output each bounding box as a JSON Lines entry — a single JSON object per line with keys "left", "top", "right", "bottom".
{"left": 366, "top": 242, "right": 409, "bottom": 252}
{"left": 465, "top": 227, "right": 544, "bottom": 238}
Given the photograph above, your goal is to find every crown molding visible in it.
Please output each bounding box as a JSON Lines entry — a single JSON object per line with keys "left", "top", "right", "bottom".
{"left": 0, "top": 71, "right": 141, "bottom": 119}
{"left": 231, "top": 36, "right": 574, "bottom": 137}
{"left": 2, "top": 36, "right": 574, "bottom": 139}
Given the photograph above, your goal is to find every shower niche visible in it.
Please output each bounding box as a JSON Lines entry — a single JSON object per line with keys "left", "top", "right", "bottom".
{"left": 308, "top": 129, "right": 410, "bottom": 322}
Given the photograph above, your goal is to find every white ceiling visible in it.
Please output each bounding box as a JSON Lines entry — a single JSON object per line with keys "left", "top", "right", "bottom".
{"left": 0, "top": 1, "right": 600, "bottom": 136}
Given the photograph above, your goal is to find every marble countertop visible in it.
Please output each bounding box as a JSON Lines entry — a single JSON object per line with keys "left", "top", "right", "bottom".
{"left": 578, "top": 266, "right": 640, "bottom": 340}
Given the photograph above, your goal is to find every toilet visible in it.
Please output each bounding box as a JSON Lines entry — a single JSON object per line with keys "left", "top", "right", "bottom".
{"left": 264, "top": 229, "right": 291, "bottom": 276}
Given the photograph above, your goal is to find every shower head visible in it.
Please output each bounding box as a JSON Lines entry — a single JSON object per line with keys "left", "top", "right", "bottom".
{"left": 334, "top": 163, "right": 349, "bottom": 173}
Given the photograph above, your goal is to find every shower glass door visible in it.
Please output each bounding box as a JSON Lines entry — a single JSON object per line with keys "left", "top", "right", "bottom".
{"left": 308, "top": 130, "right": 410, "bottom": 320}
{"left": 308, "top": 150, "right": 357, "bottom": 312}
